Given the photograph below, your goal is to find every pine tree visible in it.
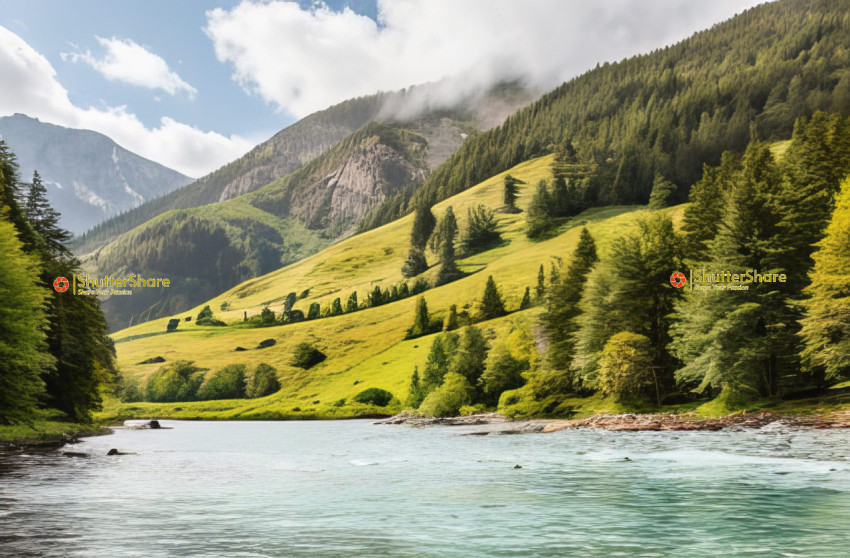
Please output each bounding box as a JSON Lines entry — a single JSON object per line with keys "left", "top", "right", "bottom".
{"left": 551, "top": 176, "right": 570, "bottom": 216}
{"left": 307, "top": 302, "right": 321, "bottom": 320}
{"left": 647, "top": 173, "right": 677, "bottom": 210}
{"left": 444, "top": 304, "right": 459, "bottom": 331}
{"left": 462, "top": 204, "right": 500, "bottom": 254}
{"left": 346, "top": 291, "right": 358, "bottom": 313}
{"left": 431, "top": 206, "right": 462, "bottom": 286}
{"left": 25, "top": 170, "right": 71, "bottom": 253}
{"left": 0, "top": 219, "right": 53, "bottom": 424}
{"left": 331, "top": 298, "right": 343, "bottom": 315}
{"left": 448, "top": 326, "right": 488, "bottom": 400}
{"left": 406, "top": 366, "right": 425, "bottom": 408}
{"left": 401, "top": 204, "right": 436, "bottom": 277}
{"left": 535, "top": 264, "right": 546, "bottom": 302}
{"left": 799, "top": 177, "right": 850, "bottom": 381}
{"left": 502, "top": 174, "right": 525, "bottom": 212}
{"left": 406, "top": 297, "right": 431, "bottom": 338}
{"left": 479, "top": 275, "right": 507, "bottom": 320}
{"left": 422, "top": 332, "right": 459, "bottom": 392}
{"left": 541, "top": 228, "right": 598, "bottom": 391}
{"left": 526, "top": 180, "right": 554, "bottom": 239}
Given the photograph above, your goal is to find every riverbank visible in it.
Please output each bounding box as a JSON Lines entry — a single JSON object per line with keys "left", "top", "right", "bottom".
{"left": 377, "top": 408, "right": 850, "bottom": 434}
{"left": 0, "top": 420, "right": 112, "bottom": 451}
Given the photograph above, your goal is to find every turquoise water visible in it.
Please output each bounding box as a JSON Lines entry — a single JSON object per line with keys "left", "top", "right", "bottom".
{"left": 2, "top": 420, "right": 849, "bottom": 557}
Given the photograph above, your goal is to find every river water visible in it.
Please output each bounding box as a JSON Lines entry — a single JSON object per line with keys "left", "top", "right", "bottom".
{"left": 1, "top": 420, "right": 849, "bottom": 557}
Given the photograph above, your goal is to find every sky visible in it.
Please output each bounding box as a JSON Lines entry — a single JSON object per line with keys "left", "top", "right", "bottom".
{"left": 0, "top": 0, "right": 767, "bottom": 178}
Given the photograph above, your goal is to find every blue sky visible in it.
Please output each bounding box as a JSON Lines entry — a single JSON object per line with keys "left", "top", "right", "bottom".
{"left": 0, "top": 1, "right": 765, "bottom": 177}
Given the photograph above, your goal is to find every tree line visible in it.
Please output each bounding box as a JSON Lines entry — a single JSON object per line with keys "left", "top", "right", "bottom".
{"left": 1, "top": 141, "right": 117, "bottom": 424}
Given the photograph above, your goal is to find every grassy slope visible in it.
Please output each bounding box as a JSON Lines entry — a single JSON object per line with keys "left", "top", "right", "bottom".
{"left": 103, "top": 154, "right": 656, "bottom": 421}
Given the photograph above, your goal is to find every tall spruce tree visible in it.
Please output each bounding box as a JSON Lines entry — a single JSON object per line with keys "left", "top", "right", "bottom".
{"left": 799, "top": 177, "right": 850, "bottom": 381}
{"left": 502, "top": 175, "right": 525, "bottom": 212}
{"left": 647, "top": 173, "right": 677, "bottom": 210}
{"left": 541, "top": 228, "right": 598, "bottom": 391}
{"left": 25, "top": 170, "right": 71, "bottom": 253}
{"left": 526, "top": 180, "right": 554, "bottom": 239}
{"left": 431, "top": 206, "right": 462, "bottom": 285}
{"left": 479, "top": 275, "right": 507, "bottom": 320}
{"left": 402, "top": 204, "right": 436, "bottom": 277}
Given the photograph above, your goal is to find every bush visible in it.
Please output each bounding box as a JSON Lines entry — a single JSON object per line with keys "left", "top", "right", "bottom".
{"left": 120, "top": 380, "right": 144, "bottom": 403}
{"left": 198, "top": 364, "right": 247, "bottom": 400}
{"left": 480, "top": 350, "right": 528, "bottom": 406}
{"left": 246, "top": 363, "right": 281, "bottom": 398}
{"left": 418, "top": 372, "right": 474, "bottom": 417}
{"left": 291, "top": 342, "right": 327, "bottom": 369}
{"left": 196, "top": 305, "right": 226, "bottom": 326}
{"left": 353, "top": 387, "right": 394, "bottom": 407}
{"left": 145, "top": 360, "right": 205, "bottom": 402}
{"left": 166, "top": 318, "right": 180, "bottom": 331}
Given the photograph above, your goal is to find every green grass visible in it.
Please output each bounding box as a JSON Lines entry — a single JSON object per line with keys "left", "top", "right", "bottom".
{"left": 0, "top": 410, "right": 110, "bottom": 445}
{"left": 104, "top": 154, "right": 762, "bottom": 423}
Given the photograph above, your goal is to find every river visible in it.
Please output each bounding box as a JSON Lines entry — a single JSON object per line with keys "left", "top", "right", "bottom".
{"left": 2, "top": 420, "right": 849, "bottom": 557}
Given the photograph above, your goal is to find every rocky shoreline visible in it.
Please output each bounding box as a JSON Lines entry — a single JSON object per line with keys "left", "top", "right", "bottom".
{"left": 377, "top": 410, "right": 850, "bottom": 434}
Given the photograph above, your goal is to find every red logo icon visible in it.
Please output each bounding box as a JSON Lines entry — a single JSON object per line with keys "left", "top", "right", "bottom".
{"left": 53, "top": 276, "right": 70, "bottom": 293}
{"left": 670, "top": 272, "right": 686, "bottom": 288}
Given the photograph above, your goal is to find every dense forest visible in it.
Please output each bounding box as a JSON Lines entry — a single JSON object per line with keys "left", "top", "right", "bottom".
{"left": 0, "top": 140, "right": 116, "bottom": 425}
{"left": 399, "top": 111, "right": 850, "bottom": 416}
{"left": 362, "top": 0, "right": 850, "bottom": 230}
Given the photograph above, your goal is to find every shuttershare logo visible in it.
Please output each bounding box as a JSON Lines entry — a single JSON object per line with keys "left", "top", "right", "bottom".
{"left": 670, "top": 271, "right": 686, "bottom": 288}
{"left": 53, "top": 276, "right": 70, "bottom": 292}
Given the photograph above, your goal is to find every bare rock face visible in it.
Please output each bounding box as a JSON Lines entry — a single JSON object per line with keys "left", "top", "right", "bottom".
{"left": 293, "top": 134, "right": 427, "bottom": 233}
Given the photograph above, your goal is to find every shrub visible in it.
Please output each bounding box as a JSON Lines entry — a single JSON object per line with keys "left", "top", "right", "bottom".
{"left": 145, "top": 360, "right": 205, "bottom": 402}
{"left": 291, "top": 342, "right": 327, "bottom": 369}
{"left": 166, "top": 318, "right": 180, "bottom": 331}
{"left": 196, "top": 305, "right": 226, "bottom": 326}
{"left": 198, "top": 364, "right": 247, "bottom": 400}
{"left": 120, "top": 380, "right": 144, "bottom": 403}
{"left": 353, "top": 387, "right": 394, "bottom": 407}
{"left": 418, "top": 373, "right": 474, "bottom": 417}
{"left": 246, "top": 363, "right": 281, "bottom": 398}
{"left": 480, "top": 350, "right": 528, "bottom": 406}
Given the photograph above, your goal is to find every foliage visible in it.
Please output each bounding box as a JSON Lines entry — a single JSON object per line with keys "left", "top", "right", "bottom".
{"left": 448, "top": 326, "right": 489, "bottom": 398}
{"left": 291, "top": 342, "right": 327, "bottom": 369}
{"left": 406, "top": 297, "right": 433, "bottom": 339}
{"left": 462, "top": 204, "right": 501, "bottom": 254}
{"left": 431, "top": 206, "right": 463, "bottom": 285}
{"left": 406, "top": 367, "right": 426, "bottom": 408}
{"left": 0, "top": 218, "right": 51, "bottom": 424}
{"left": 480, "top": 348, "right": 528, "bottom": 406}
{"left": 444, "top": 304, "right": 459, "bottom": 331}
{"left": 196, "top": 305, "right": 226, "bottom": 326}
{"left": 352, "top": 387, "right": 394, "bottom": 407}
{"left": 418, "top": 372, "right": 474, "bottom": 417}
{"left": 422, "top": 332, "right": 460, "bottom": 392}
{"left": 799, "top": 177, "right": 850, "bottom": 380}
{"left": 401, "top": 247, "right": 428, "bottom": 278}
{"left": 598, "top": 332, "right": 657, "bottom": 404}
{"left": 479, "top": 275, "right": 507, "bottom": 320}
{"left": 246, "top": 363, "right": 281, "bottom": 398}
{"left": 526, "top": 180, "right": 555, "bottom": 239}
{"left": 541, "top": 227, "right": 598, "bottom": 392}
{"left": 647, "top": 173, "right": 677, "bottom": 210}
{"left": 145, "top": 361, "right": 206, "bottom": 402}
{"left": 198, "top": 364, "right": 247, "bottom": 400}
{"left": 502, "top": 174, "right": 525, "bottom": 211}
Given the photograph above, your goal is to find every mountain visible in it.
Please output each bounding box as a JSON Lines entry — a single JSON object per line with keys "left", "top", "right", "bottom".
{"left": 0, "top": 114, "right": 192, "bottom": 234}
{"left": 72, "top": 81, "right": 533, "bottom": 254}
{"left": 363, "top": 0, "right": 850, "bottom": 230}
{"left": 82, "top": 85, "right": 534, "bottom": 330}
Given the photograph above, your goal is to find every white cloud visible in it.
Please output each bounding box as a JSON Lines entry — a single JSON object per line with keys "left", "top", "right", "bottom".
{"left": 0, "top": 26, "right": 251, "bottom": 177}
{"left": 206, "top": 0, "right": 767, "bottom": 119}
{"left": 61, "top": 36, "right": 197, "bottom": 98}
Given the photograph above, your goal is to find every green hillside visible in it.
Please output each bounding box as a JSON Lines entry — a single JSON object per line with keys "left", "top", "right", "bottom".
{"left": 364, "top": 0, "right": 850, "bottom": 230}
{"left": 102, "top": 154, "right": 655, "bottom": 420}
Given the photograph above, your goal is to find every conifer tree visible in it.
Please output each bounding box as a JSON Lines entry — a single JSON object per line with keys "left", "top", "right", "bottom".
{"left": 346, "top": 291, "right": 358, "bottom": 313}
{"left": 406, "top": 366, "right": 425, "bottom": 408}
{"left": 401, "top": 204, "right": 436, "bottom": 277}
{"left": 0, "top": 219, "right": 53, "bottom": 424}
{"left": 406, "top": 297, "right": 431, "bottom": 339}
{"left": 431, "top": 206, "right": 462, "bottom": 285}
{"left": 542, "top": 228, "right": 598, "bottom": 390}
{"left": 462, "top": 204, "right": 500, "bottom": 254}
{"left": 647, "top": 173, "right": 677, "bottom": 210}
{"left": 479, "top": 275, "right": 507, "bottom": 320}
{"left": 502, "top": 174, "right": 525, "bottom": 212}
{"left": 331, "top": 297, "right": 343, "bottom": 315}
{"left": 422, "top": 332, "right": 459, "bottom": 392}
{"left": 535, "top": 264, "right": 546, "bottom": 302}
{"left": 444, "top": 304, "right": 459, "bottom": 331}
{"left": 25, "top": 170, "right": 70, "bottom": 253}
{"left": 526, "top": 180, "right": 554, "bottom": 239}
{"left": 448, "top": 326, "right": 488, "bottom": 400}
{"left": 799, "top": 177, "right": 850, "bottom": 381}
